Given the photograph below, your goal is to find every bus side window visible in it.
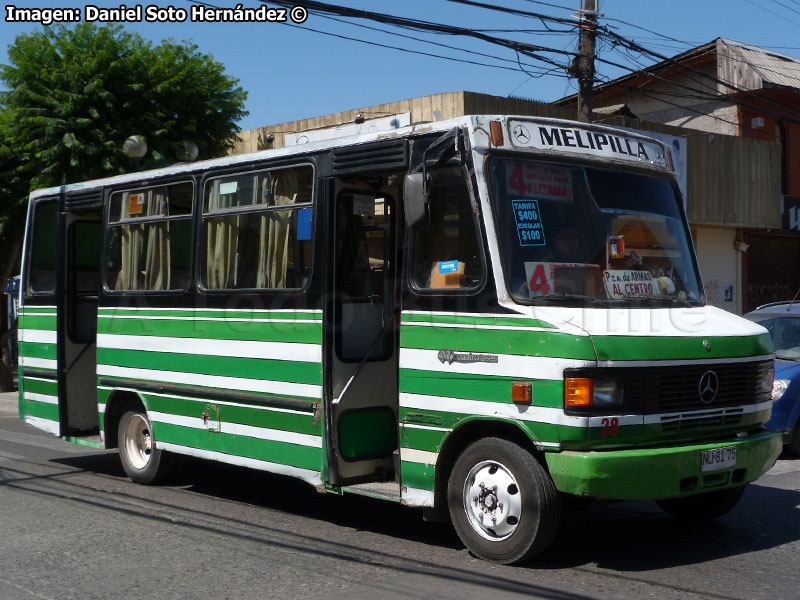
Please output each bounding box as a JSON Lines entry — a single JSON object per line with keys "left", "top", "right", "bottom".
{"left": 202, "top": 165, "right": 313, "bottom": 291}
{"left": 410, "top": 166, "right": 483, "bottom": 291}
{"left": 105, "top": 182, "right": 193, "bottom": 292}
{"left": 27, "top": 201, "right": 58, "bottom": 294}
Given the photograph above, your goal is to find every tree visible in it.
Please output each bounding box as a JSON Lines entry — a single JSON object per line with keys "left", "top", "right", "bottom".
{"left": 0, "top": 23, "right": 248, "bottom": 390}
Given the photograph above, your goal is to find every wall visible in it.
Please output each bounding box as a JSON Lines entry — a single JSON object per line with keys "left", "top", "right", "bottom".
{"left": 694, "top": 226, "right": 740, "bottom": 313}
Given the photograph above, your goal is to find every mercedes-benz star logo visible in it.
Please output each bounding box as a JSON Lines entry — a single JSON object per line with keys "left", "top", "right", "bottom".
{"left": 512, "top": 124, "right": 530, "bottom": 143}
{"left": 698, "top": 370, "right": 719, "bottom": 404}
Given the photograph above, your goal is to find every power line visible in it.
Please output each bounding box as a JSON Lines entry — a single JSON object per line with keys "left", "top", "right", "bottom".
{"left": 313, "top": 13, "right": 563, "bottom": 75}
{"left": 266, "top": 0, "right": 579, "bottom": 71}
{"left": 597, "top": 26, "right": 800, "bottom": 126}
{"left": 767, "top": 0, "right": 800, "bottom": 16}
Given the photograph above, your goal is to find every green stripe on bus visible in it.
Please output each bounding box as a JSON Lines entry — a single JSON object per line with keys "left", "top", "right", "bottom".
{"left": 98, "top": 308, "right": 322, "bottom": 320}
{"left": 24, "top": 400, "right": 59, "bottom": 421}
{"left": 400, "top": 325, "right": 596, "bottom": 359}
{"left": 400, "top": 426, "right": 447, "bottom": 453}
{"left": 18, "top": 315, "right": 57, "bottom": 330}
{"left": 592, "top": 333, "right": 773, "bottom": 361}
{"left": 97, "top": 317, "right": 323, "bottom": 344}
{"left": 152, "top": 422, "right": 321, "bottom": 472}
{"left": 23, "top": 377, "right": 58, "bottom": 396}
{"left": 144, "top": 393, "right": 320, "bottom": 436}
{"left": 400, "top": 460, "right": 435, "bottom": 492}
{"left": 97, "top": 348, "right": 323, "bottom": 386}
{"left": 19, "top": 342, "right": 57, "bottom": 360}
{"left": 401, "top": 314, "right": 555, "bottom": 329}
{"left": 400, "top": 369, "right": 564, "bottom": 407}
{"left": 398, "top": 407, "right": 564, "bottom": 445}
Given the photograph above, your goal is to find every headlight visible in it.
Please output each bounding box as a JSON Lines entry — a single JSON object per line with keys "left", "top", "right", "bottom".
{"left": 593, "top": 377, "right": 624, "bottom": 407}
{"left": 564, "top": 377, "right": 623, "bottom": 408}
{"left": 772, "top": 379, "right": 791, "bottom": 401}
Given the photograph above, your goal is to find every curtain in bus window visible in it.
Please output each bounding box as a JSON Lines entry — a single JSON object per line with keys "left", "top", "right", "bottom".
{"left": 117, "top": 192, "right": 144, "bottom": 290}
{"left": 257, "top": 169, "right": 297, "bottom": 289}
{"left": 206, "top": 179, "right": 239, "bottom": 288}
{"left": 144, "top": 188, "right": 170, "bottom": 290}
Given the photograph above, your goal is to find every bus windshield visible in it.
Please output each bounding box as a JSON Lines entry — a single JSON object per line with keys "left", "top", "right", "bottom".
{"left": 488, "top": 158, "right": 703, "bottom": 306}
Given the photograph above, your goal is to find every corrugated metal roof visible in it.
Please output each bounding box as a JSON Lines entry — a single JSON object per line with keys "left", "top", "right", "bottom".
{"left": 721, "top": 38, "right": 800, "bottom": 90}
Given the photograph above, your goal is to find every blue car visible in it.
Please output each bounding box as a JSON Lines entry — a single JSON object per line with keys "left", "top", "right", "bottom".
{"left": 745, "top": 301, "right": 800, "bottom": 455}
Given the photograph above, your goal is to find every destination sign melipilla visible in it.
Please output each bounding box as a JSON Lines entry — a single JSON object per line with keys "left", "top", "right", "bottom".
{"left": 507, "top": 119, "right": 671, "bottom": 170}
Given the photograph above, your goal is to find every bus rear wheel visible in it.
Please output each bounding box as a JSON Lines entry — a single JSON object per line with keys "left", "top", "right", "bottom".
{"left": 656, "top": 486, "right": 746, "bottom": 521}
{"left": 118, "top": 409, "right": 172, "bottom": 485}
{"left": 447, "top": 437, "right": 561, "bottom": 564}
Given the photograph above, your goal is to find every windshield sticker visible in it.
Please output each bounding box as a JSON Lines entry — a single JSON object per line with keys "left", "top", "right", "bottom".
{"left": 128, "top": 192, "right": 145, "bottom": 215}
{"left": 511, "top": 199, "right": 546, "bottom": 246}
{"left": 609, "top": 235, "right": 625, "bottom": 259}
{"left": 507, "top": 162, "right": 572, "bottom": 202}
{"left": 438, "top": 260, "right": 459, "bottom": 274}
{"left": 297, "top": 208, "right": 312, "bottom": 241}
{"left": 603, "top": 270, "right": 661, "bottom": 298}
{"left": 525, "top": 262, "right": 598, "bottom": 296}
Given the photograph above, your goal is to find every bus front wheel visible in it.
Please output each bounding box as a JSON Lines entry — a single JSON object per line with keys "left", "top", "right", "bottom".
{"left": 447, "top": 437, "right": 561, "bottom": 564}
{"left": 118, "top": 409, "right": 172, "bottom": 485}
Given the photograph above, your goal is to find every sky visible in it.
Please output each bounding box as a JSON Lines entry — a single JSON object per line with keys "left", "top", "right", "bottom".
{"left": 2, "top": 0, "right": 800, "bottom": 132}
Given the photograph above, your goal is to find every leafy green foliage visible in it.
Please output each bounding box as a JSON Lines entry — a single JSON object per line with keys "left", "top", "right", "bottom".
{"left": 0, "top": 23, "right": 248, "bottom": 190}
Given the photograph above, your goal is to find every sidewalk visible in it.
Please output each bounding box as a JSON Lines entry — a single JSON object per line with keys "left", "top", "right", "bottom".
{"left": 0, "top": 391, "right": 18, "bottom": 414}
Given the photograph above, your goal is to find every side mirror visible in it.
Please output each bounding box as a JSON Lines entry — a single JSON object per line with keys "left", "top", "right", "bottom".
{"left": 403, "top": 172, "right": 428, "bottom": 228}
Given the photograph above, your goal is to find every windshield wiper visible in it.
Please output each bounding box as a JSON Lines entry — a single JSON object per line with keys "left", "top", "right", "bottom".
{"left": 617, "top": 296, "right": 694, "bottom": 307}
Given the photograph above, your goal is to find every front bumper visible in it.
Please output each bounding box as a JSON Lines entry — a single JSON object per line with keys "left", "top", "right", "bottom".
{"left": 545, "top": 430, "right": 781, "bottom": 500}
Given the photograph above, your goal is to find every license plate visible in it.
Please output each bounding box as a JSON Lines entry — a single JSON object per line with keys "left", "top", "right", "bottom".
{"left": 701, "top": 446, "right": 737, "bottom": 472}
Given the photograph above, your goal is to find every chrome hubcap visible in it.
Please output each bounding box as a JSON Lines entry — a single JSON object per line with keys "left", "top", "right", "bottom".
{"left": 124, "top": 414, "right": 152, "bottom": 470}
{"left": 463, "top": 460, "right": 522, "bottom": 541}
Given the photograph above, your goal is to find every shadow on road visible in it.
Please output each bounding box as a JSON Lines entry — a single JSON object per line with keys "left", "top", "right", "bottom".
{"left": 48, "top": 451, "right": 800, "bottom": 578}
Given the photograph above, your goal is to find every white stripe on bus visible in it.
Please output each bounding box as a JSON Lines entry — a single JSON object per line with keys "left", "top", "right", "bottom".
{"left": 98, "top": 307, "right": 322, "bottom": 314}
{"left": 98, "top": 334, "right": 322, "bottom": 363}
{"left": 401, "top": 487, "right": 435, "bottom": 508}
{"left": 19, "top": 357, "right": 57, "bottom": 370}
{"left": 400, "top": 447, "right": 438, "bottom": 466}
{"left": 401, "top": 423, "right": 451, "bottom": 433}
{"left": 97, "top": 315, "right": 321, "bottom": 324}
{"left": 156, "top": 441, "right": 322, "bottom": 486}
{"left": 149, "top": 411, "right": 322, "bottom": 448}
{"left": 25, "top": 416, "right": 60, "bottom": 436}
{"left": 402, "top": 321, "right": 559, "bottom": 333}
{"left": 400, "top": 393, "right": 589, "bottom": 428}
{"left": 18, "top": 329, "right": 57, "bottom": 344}
{"left": 24, "top": 392, "right": 58, "bottom": 405}
{"left": 96, "top": 364, "right": 322, "bottom": 399}
{"left": 399, "top": 348, "right": 592, "bottom": 380}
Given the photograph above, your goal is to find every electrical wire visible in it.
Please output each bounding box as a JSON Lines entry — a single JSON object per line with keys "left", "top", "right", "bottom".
{"left": 313, "top": 13, "right": 562, "bottom": 75}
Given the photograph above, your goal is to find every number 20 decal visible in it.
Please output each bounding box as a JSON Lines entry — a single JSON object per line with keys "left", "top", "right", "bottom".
{"left": 600, "top": 417, "right": 619, "bottom": 437}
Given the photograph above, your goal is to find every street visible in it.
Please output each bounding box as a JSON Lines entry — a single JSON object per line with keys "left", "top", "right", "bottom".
{"left": 1, "top": 391, "right": 799, "bottom": 600}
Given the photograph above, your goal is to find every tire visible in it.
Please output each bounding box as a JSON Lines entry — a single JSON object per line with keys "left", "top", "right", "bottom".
{"left": 656, "top": 485, "right": 746, "bottom": 521}
{"left": 118, "top": 409, "right": 172, "bottom": 485}
{"left": 447, "top": 437, "right": 561, "bottom": 564}
{"left": 786, "top": 421, "right": 800, "bottom": 457}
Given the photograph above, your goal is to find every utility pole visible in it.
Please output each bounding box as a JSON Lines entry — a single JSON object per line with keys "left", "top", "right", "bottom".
{"left": 575, "top": 0, "right": 599, "bottom": 122}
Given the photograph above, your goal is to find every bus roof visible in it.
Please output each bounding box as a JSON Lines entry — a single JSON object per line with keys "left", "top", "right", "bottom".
{"left": 28, "top": 115, "right": 674, "bottom": 200}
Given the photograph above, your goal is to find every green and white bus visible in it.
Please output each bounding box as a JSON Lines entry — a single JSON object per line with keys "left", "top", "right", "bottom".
{"left": 17, "top": 115, "right": 781, "bottom": 564}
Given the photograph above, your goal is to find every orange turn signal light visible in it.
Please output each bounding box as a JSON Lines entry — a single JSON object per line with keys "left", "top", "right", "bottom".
{"left": 490, "top": 120, "right": 504, "bottom": 146}
{"left": 511, "top": 381, "right": 532, "bottom": 404}
{"left": 564, "top": 377, "right": 594, "bottom": 407}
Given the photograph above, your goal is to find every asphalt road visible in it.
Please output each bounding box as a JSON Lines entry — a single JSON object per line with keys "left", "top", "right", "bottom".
{"left": 1, "top": 391, "right": 799, "bottom": 600}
